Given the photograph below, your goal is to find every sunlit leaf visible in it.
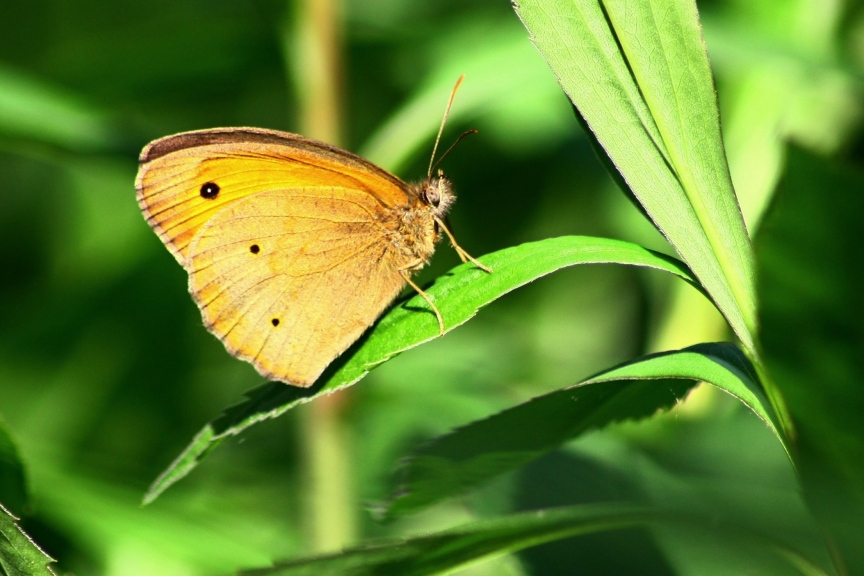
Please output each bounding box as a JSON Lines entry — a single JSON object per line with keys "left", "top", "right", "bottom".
{"left": 513, "top": 0, "right": 758, "bottom": 354}
{"left": 145, "top": 236, "right": 700, "bottom": 503}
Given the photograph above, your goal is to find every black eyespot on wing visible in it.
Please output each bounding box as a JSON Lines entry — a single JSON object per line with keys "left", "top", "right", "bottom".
{"left": 250, "top": 244, "right": 260, "bottom": 254}
{"left": 271, "top": 318, "right": 280, "bottom": 327}
{"left": 200, "top": 182, "right": 220, "bottom": 199}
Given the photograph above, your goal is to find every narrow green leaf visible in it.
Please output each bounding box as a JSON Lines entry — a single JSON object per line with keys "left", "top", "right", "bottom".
{"left": 513, "top": 0, "right": 758, "bottom": 353}
{"left": 385, "top": 342, "right": 782, "bottom": 518}
{"left": 241, "top": 504, "right": 662, "bottom": 576}
{"left": 605, "top": 1, "right": 758, "bottom": 331}
{"left": 145, "top": 236, "right": 700, "bottom": 503}
{"left": 238, "top": 504, "right": 827, "bottom": 576}
{"left": 0, "top": 503, "right": 55, "bottom": 576}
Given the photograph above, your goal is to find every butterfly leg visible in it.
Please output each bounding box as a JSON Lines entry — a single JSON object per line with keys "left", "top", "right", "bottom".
{"left": 435, "top": 217, "right": 492, "bottom": 273}
{"left": 400, "top": 269, "right": 445, "bottom": 335}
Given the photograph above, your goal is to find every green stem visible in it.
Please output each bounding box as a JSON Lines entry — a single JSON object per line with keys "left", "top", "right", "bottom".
{"left": 285, "top": 0, "right": 355, "bottom": 553}
{"left": 286, "top": 0, "right": 343, "bottom": 144}
{"left": 298, "top": 395, "right": 356, "bottom": 552}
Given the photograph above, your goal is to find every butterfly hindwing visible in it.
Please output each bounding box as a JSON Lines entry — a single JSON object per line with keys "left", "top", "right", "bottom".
{"left": 186, "top": 187, "right": 408, "bottom": 386}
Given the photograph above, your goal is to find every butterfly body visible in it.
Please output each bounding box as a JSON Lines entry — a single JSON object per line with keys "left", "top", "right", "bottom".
{"left": 136, "top": 127, "right": 455, "bottom": 386}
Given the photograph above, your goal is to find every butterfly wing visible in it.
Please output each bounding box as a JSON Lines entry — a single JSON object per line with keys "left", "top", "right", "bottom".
{"left": 188, "top": 188, "right": 407, "bottom": 386}
{"left": 136, "top": 127, "right": 411, "bottom": 267}
{"left": 136, "top": 128, "right": 417, "bottom": 386}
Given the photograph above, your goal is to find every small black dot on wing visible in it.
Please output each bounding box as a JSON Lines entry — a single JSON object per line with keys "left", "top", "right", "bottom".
{"left": 200, "top": 182, "right": 220, "bottom": 199}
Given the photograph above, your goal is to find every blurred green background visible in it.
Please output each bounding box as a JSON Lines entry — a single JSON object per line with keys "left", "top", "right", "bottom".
{"left": 0, "top": 0, "right": 861, "bottom": 574}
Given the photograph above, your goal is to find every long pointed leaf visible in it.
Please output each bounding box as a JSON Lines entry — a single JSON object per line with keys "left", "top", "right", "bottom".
{"left": 385, "top": 342, "right": 782, "bottom": 518}
{"left": 239, "top": 503, "right": 826, "bottom": 576}
{"left": 240, "top": 504, "right": 664, "bottom": 576}
{"left": 145, "top": 236, "right": 699, "bottom": 503}
{"left": 514, "top": 0, "right": 757, "bottom": 353}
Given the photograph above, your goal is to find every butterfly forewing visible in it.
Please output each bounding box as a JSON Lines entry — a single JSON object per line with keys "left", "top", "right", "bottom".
{"left": 136, "top": 128, "right": 412, "bottom": 267}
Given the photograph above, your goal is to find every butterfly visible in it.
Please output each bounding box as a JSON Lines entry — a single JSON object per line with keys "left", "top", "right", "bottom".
{"left": 135, "top": 78, "right": 489, "bottom": 387}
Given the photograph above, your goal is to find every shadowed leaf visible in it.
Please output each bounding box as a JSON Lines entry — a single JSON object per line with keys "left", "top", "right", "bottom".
{"left": 757, "top": 147, "right": 864, "bottom": 573}
{"left": 385, "top": 342, "right": 780, "bottom": 517}
{"left": 0, "top": 503, "right": 55, "bottom": 576}
{"left": 238, "top": 503, "right": 825, "bottom": 576}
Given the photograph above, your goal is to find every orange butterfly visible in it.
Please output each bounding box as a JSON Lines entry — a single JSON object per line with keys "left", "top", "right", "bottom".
{"left": 136, "top": 79, "right": 488, "bottom": 387}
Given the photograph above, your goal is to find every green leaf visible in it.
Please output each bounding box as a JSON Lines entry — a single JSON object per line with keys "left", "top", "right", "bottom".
{"left": 238, "top": 503, "right": 827, "bottom": 576}
{"left": 0, "top": 502, "right": 55, "bottom": 576}
{"left": 385, "top": 342, "right": 782, "bottom": 517}
{"left": 240, "top": 504, "right": 661, "bottom": 576}
{"left": 513, "top": 0, "right": 758, "bottom": 354}
{"left": 145, "top": 235, "right": 699, "bottom": 503}
{"left": 757, "top": 147, "right": 864, "bottom": 573}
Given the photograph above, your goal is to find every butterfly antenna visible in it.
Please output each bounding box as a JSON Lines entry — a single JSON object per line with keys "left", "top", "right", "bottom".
{"left": 428, "top": 74, "right": 465, "bottom": 178}
{"left": 431, "top": 129, "right": 478, "bottom": 175}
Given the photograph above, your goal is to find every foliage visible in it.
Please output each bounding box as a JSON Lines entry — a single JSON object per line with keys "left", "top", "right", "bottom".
{"left": 0, "top": 501, "right": 55, "bottom": 576}
{"left": 0, "top": 0, "right": 861, "bottom": 574}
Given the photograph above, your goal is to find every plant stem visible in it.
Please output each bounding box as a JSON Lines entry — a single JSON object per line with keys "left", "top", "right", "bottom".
{"left": 287, "top": 0, "right": 343, "bottom": 145}
{"left": 284, "top": 0, "right": 355, "bottom": 553}
{"left": 298, "top": 393, "right": 356, "bottom": 552}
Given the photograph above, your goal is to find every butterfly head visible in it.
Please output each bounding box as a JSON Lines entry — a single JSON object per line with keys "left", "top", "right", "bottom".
{"left": 420, "top": 169, "right": 456, "bottom": 220}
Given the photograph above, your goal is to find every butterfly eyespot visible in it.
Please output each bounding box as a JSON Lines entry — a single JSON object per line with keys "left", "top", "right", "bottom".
{"left": 200, "top": 182, "right": 220, "bottom": 199}
{"left": 271, "top": 318, "right": 280, "bottom": 327}
{"left": 250, "top": 244, "right": 260, "bottom": 254}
